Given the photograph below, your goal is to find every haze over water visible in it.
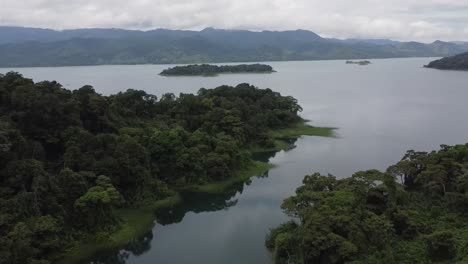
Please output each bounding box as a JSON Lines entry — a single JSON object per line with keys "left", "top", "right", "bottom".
{"left": 2, "top": 57, "right": 468, "bottom": 264}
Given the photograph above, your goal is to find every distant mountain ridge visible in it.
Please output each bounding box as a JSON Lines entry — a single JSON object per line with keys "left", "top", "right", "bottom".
{"left": 0, "top": 26, "right": 323, "bottom": 44}
{"left": 1, "top": 26, "right": 468, "bottom": 67}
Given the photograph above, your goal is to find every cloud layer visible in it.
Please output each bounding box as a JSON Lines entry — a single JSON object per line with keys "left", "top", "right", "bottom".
{"left": 1, "top": 0, "right": 467, "bottom": 42}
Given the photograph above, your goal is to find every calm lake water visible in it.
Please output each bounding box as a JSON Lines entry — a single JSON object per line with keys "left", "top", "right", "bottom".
{"left": 2, "top": 58, "right": 468, "bottom": 264}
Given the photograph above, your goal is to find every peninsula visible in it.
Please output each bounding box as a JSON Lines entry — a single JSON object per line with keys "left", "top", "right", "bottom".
{"left": 425, "top": 51, "right": 468, "bottom": 70}
{"left": 267, "top": 144, "right": 468, "bottom": 264}
{"left": 0, "top": 72, "right": 333, "bottom": 264}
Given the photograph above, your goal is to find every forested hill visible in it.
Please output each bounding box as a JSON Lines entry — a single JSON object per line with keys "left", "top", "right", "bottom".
{"left": 425, "top": 52, "right": 468, "bottom": 70}
{"left": 0, "top": 72, "right": 305, "bottom": 264}
{"left": 1, "top": 27, "right": 468, "bottom": 67}
{"left": 267, "top": 144, "right": 468, "bottom": 264}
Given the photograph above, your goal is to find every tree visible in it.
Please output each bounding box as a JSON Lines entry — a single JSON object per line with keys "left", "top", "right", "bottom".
{"left": 75, "top": 175, "right": 122, "bottom": 230}
{"left": 112, "top": 135, "right": 150, "bottom": 198}
{"left": 425, "top": 231, "right": 457, "bottom": 261}
{"left": 55, "top": 168, "right": 88, "bottom": 221}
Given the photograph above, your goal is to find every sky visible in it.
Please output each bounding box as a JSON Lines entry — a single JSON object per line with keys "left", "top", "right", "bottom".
{"left": 0, "top": 0, "right": 468, "bottom": 42}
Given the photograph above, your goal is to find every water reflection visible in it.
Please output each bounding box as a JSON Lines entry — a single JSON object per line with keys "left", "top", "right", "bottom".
{"left": 156, "top": 189, "right": 243, "bottom": 225}
{"left": 88, "top": 148, "right": 280, "bottom": 264}
{"left": 91, "top": 232, "right": 153, "bottom": 264}
{"left": 251, "top": 138, "right": 298, "bottom": 163}
{"left": 154, "top": 140, "right": 298, "bottom": 225}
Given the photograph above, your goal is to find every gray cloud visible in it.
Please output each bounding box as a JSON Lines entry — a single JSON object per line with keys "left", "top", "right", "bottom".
{"left": 0, "top": 0, "right": 467, "bottom": 41}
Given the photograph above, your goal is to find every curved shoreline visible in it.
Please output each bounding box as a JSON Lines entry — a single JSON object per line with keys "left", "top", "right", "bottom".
{"left": 56, "top": 122, "right": 336, "bottom": 264}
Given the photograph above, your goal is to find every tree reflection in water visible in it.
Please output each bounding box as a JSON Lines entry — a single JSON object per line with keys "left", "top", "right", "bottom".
{"left": 87, "top": 143, "right": 295, "bottom": 264}
{"left": 90, "top": 232, "right": 153, "bottom": 264}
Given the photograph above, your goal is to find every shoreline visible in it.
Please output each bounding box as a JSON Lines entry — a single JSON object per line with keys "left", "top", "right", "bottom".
{"left": 55, "top": 122, "right": 336, "bottom": 264}
{"left": 56, "top": 194, "right": 182, "bottom": 264}
{"left": 0, "top": 57, "right": 441, "bottom": 69}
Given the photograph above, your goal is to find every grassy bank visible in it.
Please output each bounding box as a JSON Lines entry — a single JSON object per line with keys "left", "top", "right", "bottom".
{"left": 57, "top": 194, "right": 181, "bottom": 264}
{"left": 179, "top": 161, "right": 274, "bottom": 194}
{"left": 248, "top": 139, "right": 295, "bottom": 153}
{"left": 249, "top": 122, "right": 336, "bottom": 153}
{"left": 270, "top": 122, "right": 336, "bottom": 139}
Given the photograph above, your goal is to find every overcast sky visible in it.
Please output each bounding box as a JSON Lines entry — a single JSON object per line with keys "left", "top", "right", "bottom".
{"left": 1, "top": 0, "right": 468, "bottom": 42}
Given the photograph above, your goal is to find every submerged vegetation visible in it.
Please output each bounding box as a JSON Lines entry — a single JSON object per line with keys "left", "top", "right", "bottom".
{"left": 267, "top": 144, "right": 468, "bottom": 264}
{"left": 160, "top": 63, "right": 275, "bottom": 76}
{"left": 0, "top": 72, "right": 332, "bottom": 264}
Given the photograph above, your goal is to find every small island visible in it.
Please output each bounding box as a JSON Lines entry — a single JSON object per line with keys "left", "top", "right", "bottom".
{"left": 346, "top": 60, "right": 371, "bottom": 66}
{"left": 159, "top": 63, "right": 275, "bottom": 76}
{"left": 425, "top": 51, "right": 468, "bottom": 70}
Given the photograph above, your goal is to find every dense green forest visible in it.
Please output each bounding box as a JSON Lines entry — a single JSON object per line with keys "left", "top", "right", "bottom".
{"left": 425, "top": 52, "right": 468, "bottom": 70}
{"left": 0, "top": 72, "right": 307, "bottom": 264}
{"left": 1, "top": 27, "right": 468, "bottom": 67}
{"left": 267, "top": 144, "right": 468, "bottom": 264}
{"left": 160, "top": 64, "right": 275, "bottom": 76}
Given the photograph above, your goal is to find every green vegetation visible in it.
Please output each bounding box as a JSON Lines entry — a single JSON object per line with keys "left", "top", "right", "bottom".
{"left": 181, "top": 161, "right": 274, "bottom": 194}
{"left": 270, "top": 122, "right": 335, "bottom": 139}
{"left": 425, "top": 52, "right": 468, "bottom": 70}
{"left": 247, "top": 122, "right": 335, "bottom": 153}
{"left": 58, "top": 194, "right": 181, "bottom": 264}
{"left": 0, "top": 72, "right": 329, "bottom": 264}
{"left": 57, "top": 209, "right": 154, "bottom": 264}
{"left": 248, "top": 139, "right": 295, "bottom": 153}
{"left": 267, "top": 144, "right": 468, "bottom": 264}
{"left": 160, "top": 64, "right": 275, "bottom": 76}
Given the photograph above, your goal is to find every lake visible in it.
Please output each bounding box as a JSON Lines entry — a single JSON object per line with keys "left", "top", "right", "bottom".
{"left": 2, "top": 58, "right": 468, "bottom": 264}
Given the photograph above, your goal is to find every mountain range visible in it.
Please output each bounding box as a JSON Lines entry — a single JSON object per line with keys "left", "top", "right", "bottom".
{"left": 1, "top": 26, "right": 468, "bottom": 67}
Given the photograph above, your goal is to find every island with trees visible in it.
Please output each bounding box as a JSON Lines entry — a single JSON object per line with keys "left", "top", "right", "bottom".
{"left": 266, "top": 144, "right": 468, "bottom": 264}
{"left": 159, "top": 63, "right": 275, "bottom": 76}
{"left": 425, "top": 52, "right": 468, "bottom": 70}
{"left": 0, "top": 72, "right": 333, "bottom": 264}
{"left": 346, "top": 60, "right": 371, "bottom": 66}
